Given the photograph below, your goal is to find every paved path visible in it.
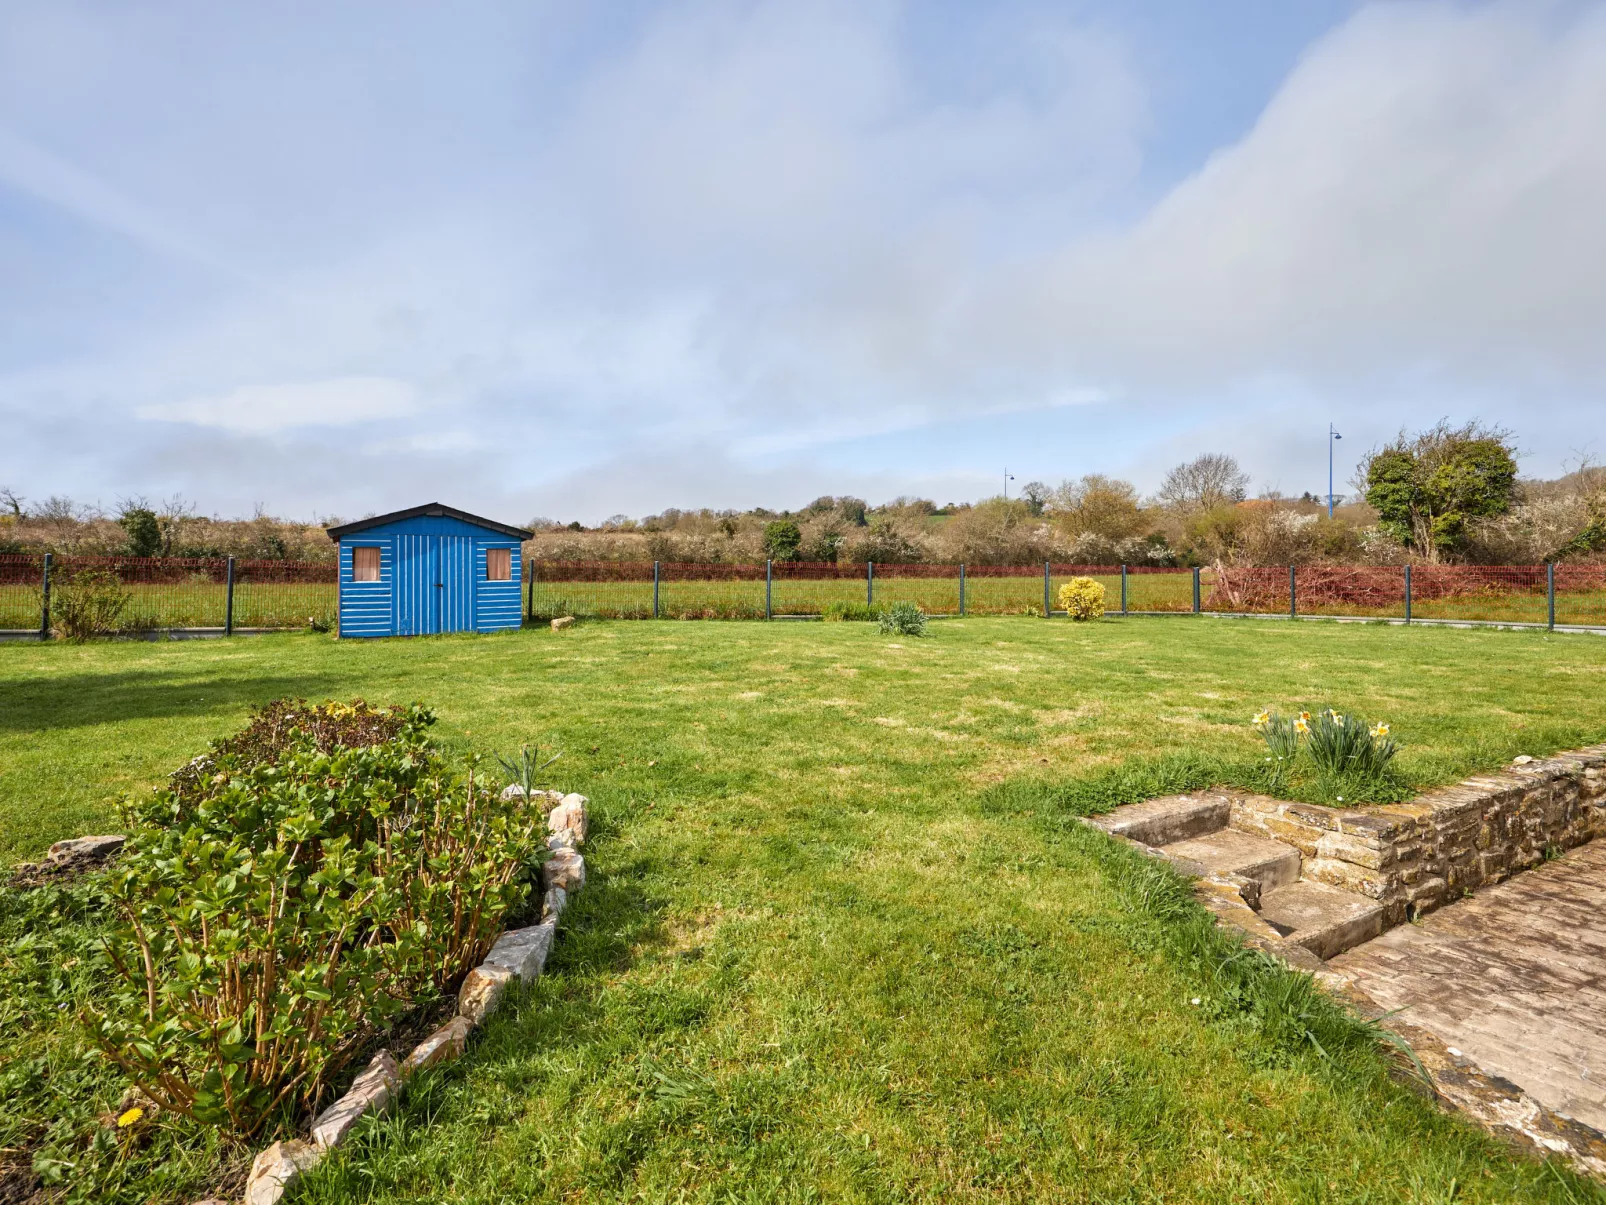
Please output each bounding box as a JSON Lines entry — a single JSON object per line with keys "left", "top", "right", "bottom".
{"left": 1330, "top": 841, "right": 1606, "bottom": 1134}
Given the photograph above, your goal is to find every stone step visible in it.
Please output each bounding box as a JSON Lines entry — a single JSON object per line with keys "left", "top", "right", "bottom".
{"left": 1257, "top": 880, "right": 1386, "bottom": 960}
{"left": 1161, "top": 828, "right": 1302, "bottom": 892}
{"left": 1087, "top": 793, "right": 1230, "bottom": 847}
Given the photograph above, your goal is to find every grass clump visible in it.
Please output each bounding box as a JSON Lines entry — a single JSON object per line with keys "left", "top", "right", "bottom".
{"left": 820, "top": 600, "right": 880, "bottom": 622}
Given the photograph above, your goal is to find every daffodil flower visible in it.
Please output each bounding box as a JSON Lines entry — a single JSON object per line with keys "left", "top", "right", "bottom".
{"left": 1252, "top": 709, "right": 1271, "bottom": 728}
{"left": 1370, "top": 722, "right": 1390, "bottom": 738}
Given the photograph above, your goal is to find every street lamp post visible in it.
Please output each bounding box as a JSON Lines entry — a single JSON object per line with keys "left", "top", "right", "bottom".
{"left": 1004, "top": 469, "right": 1014, "bottom": 501}
{"left": 1328, "top": 425, "right": 1342, "bottom": 518}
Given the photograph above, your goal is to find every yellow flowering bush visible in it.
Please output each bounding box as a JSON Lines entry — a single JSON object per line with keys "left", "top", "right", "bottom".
{"left": 1057, "top": 577, "right": 1106, "bottom": 621}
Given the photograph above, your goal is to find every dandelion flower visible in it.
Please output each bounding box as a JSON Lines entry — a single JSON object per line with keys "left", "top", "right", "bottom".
{"left": 116, "top": 1107, "right": 143, "bottom": 1129}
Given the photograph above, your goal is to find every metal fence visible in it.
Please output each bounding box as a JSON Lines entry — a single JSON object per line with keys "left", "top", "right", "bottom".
{"left": 527, "top": 560, "right": 1606, "bottom": 630}
{"left": 6, "top": 554, "right": 1604, "bottom": 635}
{"left": 0, "top": 554, "right": 337, "bottom": 635}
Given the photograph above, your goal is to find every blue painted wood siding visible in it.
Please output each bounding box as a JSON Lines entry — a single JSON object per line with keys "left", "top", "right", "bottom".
{"left": 336, "top": 515, "right": 523, "bottom": 638}
{"left": 477, "top": 542, "right": 523, "bottom": 632}
{"left": 338, "top": 539, "right": 396, "bottom": 637}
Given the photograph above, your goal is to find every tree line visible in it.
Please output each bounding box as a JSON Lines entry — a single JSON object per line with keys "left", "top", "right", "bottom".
{"left": 5, "top": 422, "right": 1603, "bottom": 568}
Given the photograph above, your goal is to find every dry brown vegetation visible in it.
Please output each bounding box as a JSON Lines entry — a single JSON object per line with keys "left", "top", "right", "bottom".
{"left": 5, "top": 457, "right": 1603, "bottom": 570}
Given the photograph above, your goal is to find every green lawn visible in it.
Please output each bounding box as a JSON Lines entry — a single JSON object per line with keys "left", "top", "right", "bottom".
{"left": 4, "top": 617, "right": 1606, "bottom": 1203}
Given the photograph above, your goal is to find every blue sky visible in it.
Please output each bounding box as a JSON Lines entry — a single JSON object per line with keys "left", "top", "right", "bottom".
{"left": 1, "top": 1, "right": 1602, "bottom": 523}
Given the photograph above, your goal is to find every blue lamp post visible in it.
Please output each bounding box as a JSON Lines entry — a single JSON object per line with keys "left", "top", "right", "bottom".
{"left": 1328, "top": 424, "right": 1343, "bottom": 518}
{"left": 1004, "top": 468, "right": 1014, "bottom": 500}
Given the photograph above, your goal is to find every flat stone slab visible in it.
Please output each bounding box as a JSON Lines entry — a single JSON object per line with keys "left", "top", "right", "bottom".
{"left": 48, "top": 834, "right": 126, "bottom": 861}
{"left": 1331, "top": 841, "right": 1606, "bottom": 1135}
{"left": 1257, "top": 880, "right": 1384, "bottom": 959}
{"left": 1162, "top": 828, "right": 1301, "bottom": 891}
{"left": 1087, "top": 794, "right": 1230, "bottom": 847}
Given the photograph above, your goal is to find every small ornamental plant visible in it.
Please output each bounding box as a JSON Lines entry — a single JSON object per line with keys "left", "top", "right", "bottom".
{"left": 1307, "top": 709, "right": 1399, "bottom": 781}
{"left": 1251, "top": 708, "right": 1302, "bottom": 789}
{"left": 877, "top": 601, "right": 928, "bottom": 636}
{"left": 1251, "top": 706, "right": 1400, "bottom": 801}
{"left": 1057, "top": 577, "right": 1105, "bottom": 621}
{"left": 90, "top": 700, "right": 548, "bottom": 1137}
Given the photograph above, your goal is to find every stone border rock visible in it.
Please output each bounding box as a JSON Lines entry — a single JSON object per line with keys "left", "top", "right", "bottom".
{"left": 238, "top": 790, "right": 589, "bottom": 1205}
{"left": 1088, "top": 750, "right": 1606, "bottom": 1177}
{"left": 8, "top": 833, "right": 128, "bottom": 887}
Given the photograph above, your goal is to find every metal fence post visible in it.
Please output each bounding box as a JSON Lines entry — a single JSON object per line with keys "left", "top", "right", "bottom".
{"left": 959, "top": 563, "right": 966, "bottom": 616}
{"left": 1043, "top": 561, "right": 1051, "bottom": 618}
{"left": 1404, "top": 564, "right": 1412, "bottom": 624}
{"left": 1120, "top": 564, "right": 1128, "bottom": 616}
{"left": 1289, "top": 564, "right": 1297, "bottom": 620}
{"left": 1548, "top": 563, "right": 1556, "bottom": 631}
{"left": 526, "top": 560, "right": 535, "bottom": 621}
{"left": 40, "top": 552, "right": 51, "bottom": 640}
{"left": 766, "top": 559, "right": 773, "bottom": 620}
{"left": 867, "top": 561, "right": 874, "bottom": 608}
{"left": 224, "top": 555, "right": 236, "bottom": 636}
{"left": 1192, "top": 566, "right": 1201, "bottom": 614}
{"left": 653, "top": 561, "right": 660, "bottom": 619}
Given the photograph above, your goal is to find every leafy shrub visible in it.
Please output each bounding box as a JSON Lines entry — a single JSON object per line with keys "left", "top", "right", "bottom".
{"left": 90, "top": 701, "right": 546, "bottom": 1137}
{"left": 821, "top": 601, "right": 881, "bottom": 622}
{"left": 1057, "top": 577, "right": 1105, "bottom": 621}
{"left": 877, "top": 601, "right": 927, "bottom": 636}
{"left": 51, "top": 569, "right": 131, "bottom": 641}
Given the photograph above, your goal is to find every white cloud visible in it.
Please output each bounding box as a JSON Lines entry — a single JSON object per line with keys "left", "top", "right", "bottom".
{"left": 137, "top": 376, "right": 417, "bottom": 434}
{"left": 1, "top": 1, "right": 1604, "bottom": 519}
{"left": 999, "top": 3, "right": 1606, "bottom": 396}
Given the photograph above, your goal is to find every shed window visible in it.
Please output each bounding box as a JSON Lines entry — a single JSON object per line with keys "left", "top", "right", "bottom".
{"left": 486, "top": 548, "right": 512, "bottom": 582}
{"left": 352, "top": 546, "right": 382, "bottom": 582}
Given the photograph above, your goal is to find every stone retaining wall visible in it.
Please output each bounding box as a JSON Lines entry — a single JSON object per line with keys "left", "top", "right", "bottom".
{"left": 1228, "top": 746, "right": 1606, "bottom": 925}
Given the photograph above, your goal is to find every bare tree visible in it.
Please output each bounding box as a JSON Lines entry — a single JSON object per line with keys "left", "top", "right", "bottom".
{"left": 157, "top": 494, "right": 197, "bottom": 555}
{"left": 1156, "top": 454, "right": 1250, "bottom": 513}
{"left": 0, "top": 487, "right": 24, "bottom": 519}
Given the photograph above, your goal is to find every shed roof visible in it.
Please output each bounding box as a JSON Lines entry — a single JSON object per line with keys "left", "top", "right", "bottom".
{"left": 326, "top": 503, "right": 533, "bottom": 541}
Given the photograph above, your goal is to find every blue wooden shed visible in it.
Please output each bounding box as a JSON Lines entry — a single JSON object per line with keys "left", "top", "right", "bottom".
{"left": 326, "top": 503, "right": 532, "bottom": 638}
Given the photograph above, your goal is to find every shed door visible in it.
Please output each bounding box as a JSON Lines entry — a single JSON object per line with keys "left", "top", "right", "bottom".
{"left": 438, "top": 536, "right": 473, "bottom": 632}
{"left": 396, "top": 535, "right": 474, "bottom": 635}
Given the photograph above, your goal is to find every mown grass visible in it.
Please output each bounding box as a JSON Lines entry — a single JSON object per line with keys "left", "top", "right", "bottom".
{"left": 3, "top": 616, "right": 1606, "bottom": 1202}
